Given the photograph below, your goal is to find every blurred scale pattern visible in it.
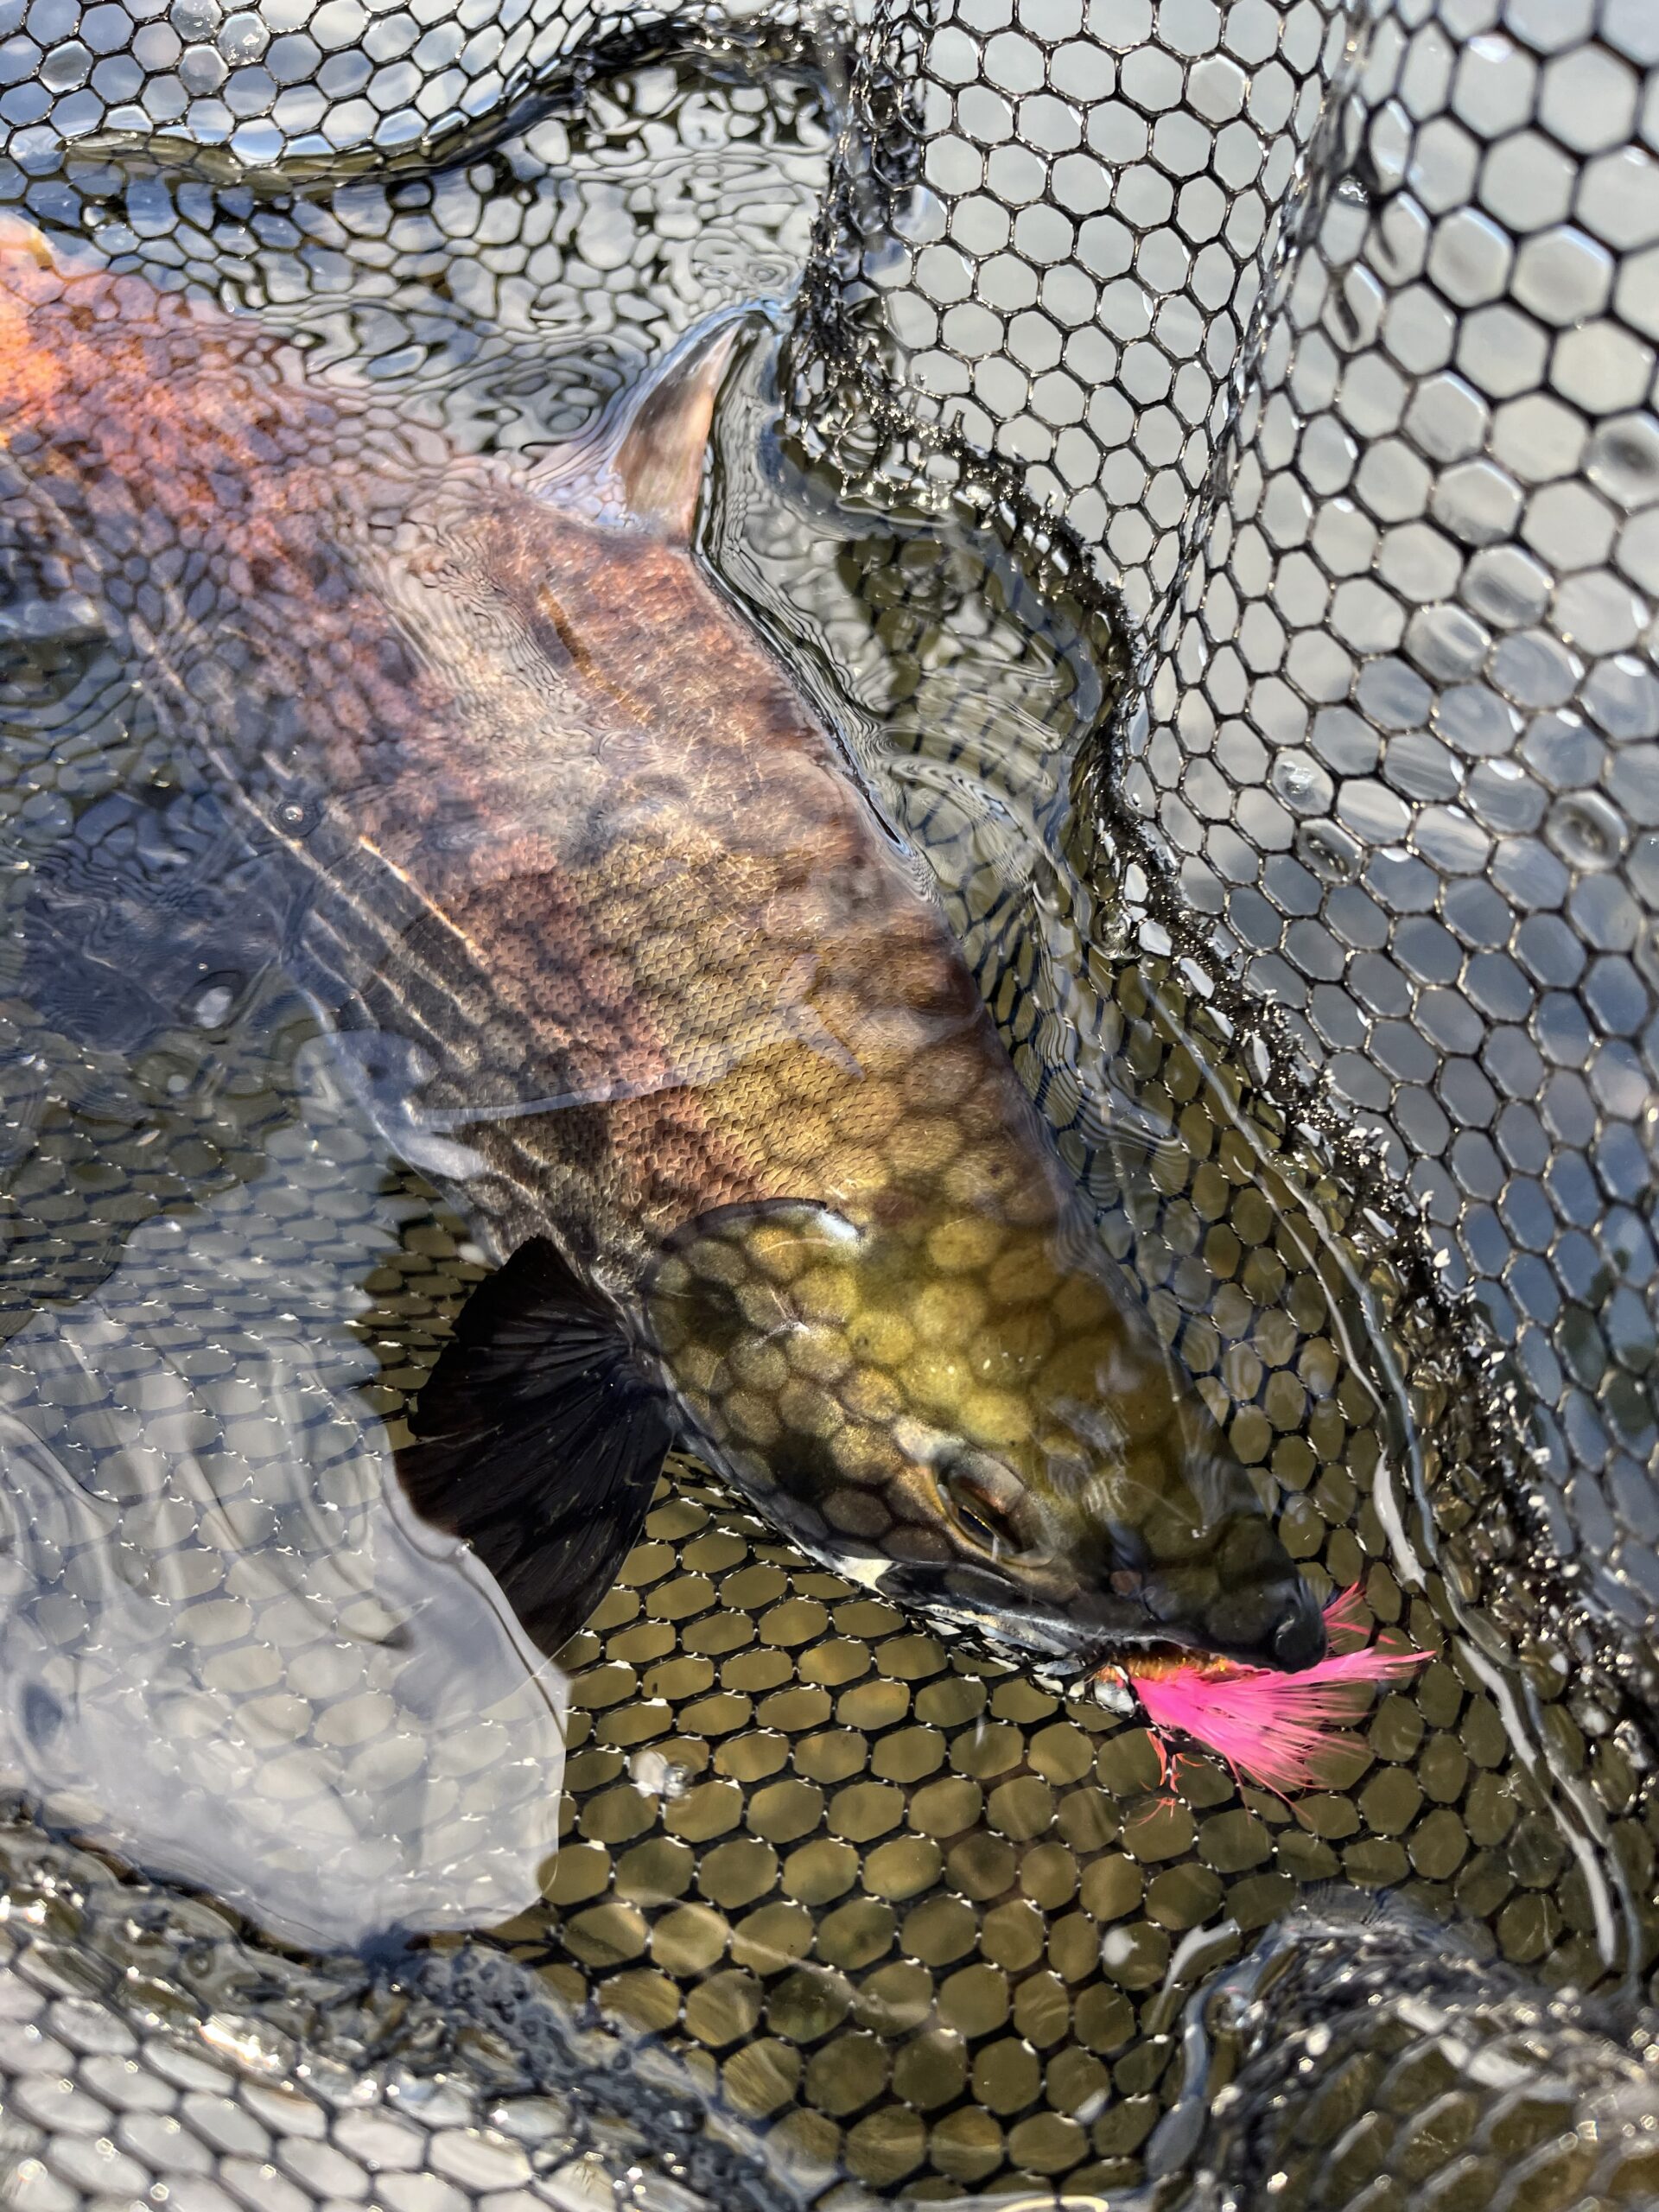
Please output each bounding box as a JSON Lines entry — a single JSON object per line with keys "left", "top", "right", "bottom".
{"left": 0, "top": 1, "right": 1656, "bottom": 2210}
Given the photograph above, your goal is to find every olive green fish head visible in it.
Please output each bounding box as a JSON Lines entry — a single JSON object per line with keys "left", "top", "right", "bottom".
{"left": 645, "top": 1197, "right": 1326, "bottom": 1678}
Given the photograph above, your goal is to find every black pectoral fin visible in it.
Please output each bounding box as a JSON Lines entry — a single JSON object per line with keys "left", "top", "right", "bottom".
{"left": 397, "top": 1237, "right": 672, "bottom": 1656}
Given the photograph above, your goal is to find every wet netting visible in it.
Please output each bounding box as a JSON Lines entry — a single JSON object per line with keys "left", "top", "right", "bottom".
{"left": 0, "top": 2, "right": 1656, "bottom": 2209}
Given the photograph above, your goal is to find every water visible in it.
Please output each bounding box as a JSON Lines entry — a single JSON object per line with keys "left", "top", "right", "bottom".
{"left": 0, "top": 38, "right": 1656, "bottom": 2212}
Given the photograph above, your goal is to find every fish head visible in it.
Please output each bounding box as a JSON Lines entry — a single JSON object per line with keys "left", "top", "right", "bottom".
{"left": 645, "top": 1197, "right": 1325, "bottom": 1679}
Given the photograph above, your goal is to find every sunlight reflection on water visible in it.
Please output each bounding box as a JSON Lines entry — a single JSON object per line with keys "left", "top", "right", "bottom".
{"left": 0, "top": 1036, "right": 566, "bottom": 1947}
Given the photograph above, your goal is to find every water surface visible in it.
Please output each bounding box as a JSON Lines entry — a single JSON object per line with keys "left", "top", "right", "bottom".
{"left": 0, "top": 44, "right": 1653, "bottom": 2207}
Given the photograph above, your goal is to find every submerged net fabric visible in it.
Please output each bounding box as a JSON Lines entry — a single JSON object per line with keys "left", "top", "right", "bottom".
{"left": 0, "top": 1, "right": 1656, "bottom": 2208}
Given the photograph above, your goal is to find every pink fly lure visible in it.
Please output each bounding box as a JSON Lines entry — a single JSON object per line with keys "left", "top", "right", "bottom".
{"left": 1118, "top": 1586, "right": 1430, "bottom": 1797}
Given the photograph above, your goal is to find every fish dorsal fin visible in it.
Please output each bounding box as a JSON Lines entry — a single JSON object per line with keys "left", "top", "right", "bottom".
{"left": 397, "top": 1238, "right": 673, "bottom": 1657}
{"left": 612, "top": 315, "right": 741, "bottom": 539}
{"left": 528, "top": 314, "right": 744, "bottom": 540}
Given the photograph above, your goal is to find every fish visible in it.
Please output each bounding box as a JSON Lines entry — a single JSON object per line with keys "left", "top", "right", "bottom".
{"left": 0, "top": 223, "right": 1328, "bottom": 1682}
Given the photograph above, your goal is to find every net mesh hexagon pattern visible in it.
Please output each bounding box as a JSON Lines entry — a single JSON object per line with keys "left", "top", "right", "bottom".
{"left": 801, "top": 0, "right": 1659, "bottom": 1677}
{"left": 0, "top": 2, "right": 1656, "bottom": 2209}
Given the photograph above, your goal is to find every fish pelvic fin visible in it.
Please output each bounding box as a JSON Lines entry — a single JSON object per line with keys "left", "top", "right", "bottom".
{"left": 397, "top": 1237, "right": 673, "bottom": 1657}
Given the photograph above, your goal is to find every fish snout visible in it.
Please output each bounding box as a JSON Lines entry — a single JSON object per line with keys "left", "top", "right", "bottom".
{"left": 1268, "top": 1587, "right": 1329, "bottom": 1671}
{"left": 1121, "top": 1491, "right": 1328, "bottom": 1673}
{"left": 1195, "top": 1559, "right": 1328, "bottom": 1674}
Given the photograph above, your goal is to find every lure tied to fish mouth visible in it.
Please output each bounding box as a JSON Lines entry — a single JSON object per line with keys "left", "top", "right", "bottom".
{"left": 2, "top": 234, "right": 1333, "bottom": 1689}
{"left": 1092, "top": 1586, "right": 1432, "bottom": 1796}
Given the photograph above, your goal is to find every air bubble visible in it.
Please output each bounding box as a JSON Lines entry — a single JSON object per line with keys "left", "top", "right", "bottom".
{"left": 168, "top": 0, "right": 219, "bottom": 38}
{"left": 1094, "top": 908, "right": 1132, "bottom": 958}
{"left": 1269, "top": 751, "right": 1333, "bottom": 814}
{"left": 217, "top": 10, "right": 265, "bottom": 61}
{"left": 1294, "top": 821, "right": 1362, "bottom": 882}
{"left": 1545, "top": 790, "right": 1627, "bottom": 871}
{"left": 629, "top": 1750, "right": 691, "bottom": 1799}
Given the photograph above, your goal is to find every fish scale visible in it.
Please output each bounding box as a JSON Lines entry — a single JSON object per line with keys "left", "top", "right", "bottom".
{"left": 2, "top": 327, "right": 1648, "bottom": 2046}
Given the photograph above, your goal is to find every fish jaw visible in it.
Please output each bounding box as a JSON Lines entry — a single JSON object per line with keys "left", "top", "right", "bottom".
{"left": 861, "top": 1529, "right": 1327, "bottom": 1678}
{"left": 644, "top": 1197, "right": 1326, "bottom": 1680}
{"left": 1129, "top": 1487, "right": 1331, "bottom": 1674}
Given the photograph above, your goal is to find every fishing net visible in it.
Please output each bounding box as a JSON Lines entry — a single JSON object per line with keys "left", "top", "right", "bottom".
{"left": 804, "top": 0, "right": 1659, "bottom": 1678}
{"left": 0, "top": 1, "right": 1656, "bottom": 2209}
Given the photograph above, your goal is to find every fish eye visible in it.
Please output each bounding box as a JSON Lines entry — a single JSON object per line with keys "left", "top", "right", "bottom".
{"left": 943, "top": 1466, "right": 1024, "bottom": 1559}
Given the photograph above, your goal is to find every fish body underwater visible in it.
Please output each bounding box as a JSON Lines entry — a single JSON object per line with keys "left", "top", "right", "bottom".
{"left": 0, "top": 231, "right": 1325, "bottom": 1683}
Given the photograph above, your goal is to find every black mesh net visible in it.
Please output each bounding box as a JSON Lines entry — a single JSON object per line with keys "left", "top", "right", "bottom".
{"left": 0, "top": 3, "right": 1656, "bottom": 2209}
{"left": 810, "top": 0, "right": 1659, "bottom": 1675}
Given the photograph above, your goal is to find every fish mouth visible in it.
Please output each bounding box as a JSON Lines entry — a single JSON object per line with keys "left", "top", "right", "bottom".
{"left": 880, "top": 1567, "right": 1331, "bottom": 1683}
{"left": 865, "top": 1567, "right": 1325, "bottom": 1684}
{"left": 1097, "top": 1580, "right": 1330, "bottom": 1678}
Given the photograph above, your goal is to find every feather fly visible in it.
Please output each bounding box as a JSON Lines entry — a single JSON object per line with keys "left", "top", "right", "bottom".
{"left": 1119, "top": 1586, "right": 1430, "bottom": 1796}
